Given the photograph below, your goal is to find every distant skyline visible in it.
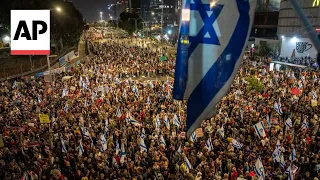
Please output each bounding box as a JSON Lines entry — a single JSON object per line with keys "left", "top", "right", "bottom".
{"left": 73, "top": 0, "right": 117, "bottom": 22}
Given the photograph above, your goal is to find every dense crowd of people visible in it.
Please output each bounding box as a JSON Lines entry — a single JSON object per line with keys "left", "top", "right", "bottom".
{"left": 0, "top": 31, "right": 319, "bottom": 180}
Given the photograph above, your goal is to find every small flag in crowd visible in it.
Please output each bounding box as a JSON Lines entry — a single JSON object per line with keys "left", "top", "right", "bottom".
{"left": 301, "top": 118, "right": 308, "bottom": 130}
{"left": 105, "top": 120, "right": 109, "bottom": 134}
{"left": 159, "top": 135, "right": 166, "bottom": 147}
{"left": 141, "top": 128, "right": 146, "bottom": 139}
{"left": 116, "top": 140, "right": 120, "bottom": 155}
{"left": 272, "top": 147, "right": 280, "bottom": 163}
{"left": 37, "top": 95, "right": 42, "bottom": 103}
{"left": 274, "top": 102, "right": 283, "bottom": 115}
{"left": 206, "top": 137, "right": 213, "bottom": 151}
{"left": 280, "top": 154, "right": 286, "bottom": 168}
{"left": 149, "top": 81, "right": 154, "bottom": 88}
{"left": 140, "top": 137, "right": 147, "bottom": 152}
{"left": 61, "top": 138, "right": 67, "bottom": 153}
{"left": 240, "top": 108, "right": 244, "bottom": 120}
{"left": 120, "top": 142, "right": 126, "bottom": 164}
{"left": 266, "top": 114, "right": 271, "bottom": 129}
{"left": 312, "top": 91, "right": 317, "bottom": 100}
{"left": 164, "top": 116, "right": 170, "bottom": 130}
{"left": 177, "top": 144, "right": 182, "bottom": 155}
{"left": 254, "top": 122, "right": 266, "bottom": 138}
{"left": 173, "top": 0, "right": 257, "bottom": 138}
{"left": 116, "top": 108, "right": 121, "bottom": 118}
{"left": 285, "top": 118, "right": 293, "bottom": 128}
{"left": 289, "top": 148, "right": 296, "bottom": 161}
{"left": 147, "top": 96, "right": 151, "bottom": 105}
{"left": 79, "top": 141, "right": 84, "bottom": 156}
{"left": 156, "top": 117, "right": 161, "bottom": 129}
{"left": 254, "top": 158, "right": 265, "bottom": 180}
{"left": 184, "top": 156, "right": 193, "bottom": 172}
{"left": 62, "top": 88, "right": 68, "bottom": 97}
{"left": 173, "top": 114, "right": 181, "bottom": 127}
{"left": 286, "top": 165, "right": 294, "bottom": 180}
{"left": 129, "top": 119, "right": 142, "bottom": 126}
{"left": 115, "top": 77, "right": 120, "bottom": 84}
{"left": 81, "top": 127, "right": 91, "bottom": 139}
{"left": 100, "top": 134, "right": 107, "bottom": 151}
{"left": 132, "top": 85, "right": 139, "bottom": 97}
{"left": 190, "top": 131, "right": 197, "bottom": 142}
{"left": 231, "top": 138, "right": 243, "bottom": 149}
{"left": 64, "top": 103, "right": 68, "bottom": 113}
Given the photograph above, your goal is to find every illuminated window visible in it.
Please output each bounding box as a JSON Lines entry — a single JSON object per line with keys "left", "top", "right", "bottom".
{"left": 313, "top": 0, "right": 320, "bottom": 7}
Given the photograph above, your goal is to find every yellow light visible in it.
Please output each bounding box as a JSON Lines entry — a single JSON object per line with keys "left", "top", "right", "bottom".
{"left": 56, "top": 7, "right": 61, "bottom": 12}
{"left": 210, "top": 1, "right": 216, "bottom": 8}
{"left": 313, "top": 0, "right": 320, "bottom": 7}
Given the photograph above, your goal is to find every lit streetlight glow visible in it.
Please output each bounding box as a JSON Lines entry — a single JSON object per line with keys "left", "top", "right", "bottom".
{"left": 210, "top": 1, "right": 216, "bottom": 8}
{"left": 56, "top": 7, "right": 61, "bottom": 12}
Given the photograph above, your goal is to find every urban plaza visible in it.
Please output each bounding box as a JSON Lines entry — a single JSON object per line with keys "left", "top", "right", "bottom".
{"left": 0, "top": 0, "right": 319, "bottom": 180}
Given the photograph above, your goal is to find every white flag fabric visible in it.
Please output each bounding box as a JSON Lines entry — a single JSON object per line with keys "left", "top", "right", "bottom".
{"left": 120, "top": 142, "right": 126, "bottom": 164}
{"left": 266, "top": 114, "right": 271, "bottom": 129}
{"left": 184, "top": 156, "right": 193, "bottom": 171}
{"left": 280, "top": 154, "right": 285, "bottom": 168}
{"left": 173, "top": 0, "right": 256, "bottom": 138}
{"left": 129, "top": 119, "right": 142, "bottom": 126}
{"left": 254, "top": 158, "right": 265, "bottom": 180}
{"left": 206, "top": 137, "right": 213, "bottom": 151}
{"left": 289, "top": 148, "right": 296, "bottom": 161}
{"left": 61, "top": 138, "right": 67, "bottom": 153}
{"left": 273, "top": 102, "right": 283, "bottom": 115}
{"left": 231, "top": 138, "right": 243, "bottom": 149}
{"left": 254, "top": 122, "right": 266, "bottom": 138}
{"left": 116, "top": 140, "right": 120, "bottom": 155}
{"left": 190, "top": 131, "right": 197, "bottom": 142}
{"left": 164, "top": 116, "right": 170, "bottom": 130}
{"left": 159, "top": 135, "right": 166, "bottom": 147}
{"left": 285, "top": 118, "right": 293, "bottom": 128}
{"left": 177, "top": 144, "right": 182, "bottom": 155}
{"left": 218, "top": 125, "right": 225, "bottom": 138}
{"left": 156, "top": 117, "right": 161, "bottom": 129}
{"left": 286, "top": 165, "right": 294, "bottom": 180}
{"left": 100, "top": 134, "right": 107, "bottom": 151}
{"left": 116, "top": 108, "right": 121, "bottom": 118}
{"left": 301, "top": 118, "right": 308, "bottom": 130}
{"left": 140, "top": 137, "right": 147, "bottom": 152}
{"left": 141, "top": 128, "right": 146, "bottom": 139}
{"left": 173, "top": 114, "right": 181, "bottom": 127}
{"left": 79, "top": 141, "right": 84, "bottom": 156}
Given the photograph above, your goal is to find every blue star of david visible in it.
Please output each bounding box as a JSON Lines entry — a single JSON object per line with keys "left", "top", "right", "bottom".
{"left": 188, "top": 0, "right": 224, "bottom": 57}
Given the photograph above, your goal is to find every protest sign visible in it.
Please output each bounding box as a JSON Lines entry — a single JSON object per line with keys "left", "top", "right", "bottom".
{"left": 39, "top": 114, "right": 50, "bottom": 123}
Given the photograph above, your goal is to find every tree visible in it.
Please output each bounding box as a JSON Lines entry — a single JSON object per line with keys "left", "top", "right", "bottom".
{"left": 245, "top": 76, "right": 264, "bottom": 93}
{"left": 255, "top": 41, "right": 272, "bottom": 57}
{"left": 119, "top": 12, "right": 142, "bottom": 35}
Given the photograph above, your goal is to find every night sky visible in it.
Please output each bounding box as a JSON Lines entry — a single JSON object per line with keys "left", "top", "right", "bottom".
{"left": 73, "top": 0, "right": 117, "bottom": 22}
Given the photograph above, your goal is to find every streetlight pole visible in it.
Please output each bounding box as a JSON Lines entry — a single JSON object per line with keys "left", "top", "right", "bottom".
{"left": 47, "top": 55, "right": 57, "bottom": 84}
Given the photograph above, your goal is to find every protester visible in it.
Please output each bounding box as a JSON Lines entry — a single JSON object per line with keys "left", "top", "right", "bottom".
{"left": 0, "top": 29, "right": 319, "bottom": 180}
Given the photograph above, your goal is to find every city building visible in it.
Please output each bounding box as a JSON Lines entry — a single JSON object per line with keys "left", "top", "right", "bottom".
{"left": 277, "top": 0, "right": 320, "bottom": 58}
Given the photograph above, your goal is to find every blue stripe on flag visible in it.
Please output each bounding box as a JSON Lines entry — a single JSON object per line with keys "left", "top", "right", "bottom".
{"left": 184, "top": 0, "right": 251, "bottom": 137}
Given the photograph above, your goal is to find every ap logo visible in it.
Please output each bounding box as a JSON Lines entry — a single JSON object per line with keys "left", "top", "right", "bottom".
{"left": 11, "top": 10, "right": 50, "bottom": 55}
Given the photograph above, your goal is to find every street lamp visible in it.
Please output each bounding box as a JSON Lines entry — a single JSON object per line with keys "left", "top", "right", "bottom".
{"left": 56, "top": 7, "right": 61, "bottom": 12}
{"left": 168, "top": 30, "right": 172, "bottom": 35}
{"left": 151, "top": 12, "right": 155, "bottom": 16}
{"left": 3, "top": 35, "right": 10, "bottom": 42}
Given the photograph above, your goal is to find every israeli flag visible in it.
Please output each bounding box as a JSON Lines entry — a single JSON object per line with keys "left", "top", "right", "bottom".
{"left": 285, "top": 118, "right": 292, "bottom": 128}
{"left": 147, "top": 96, "right": 151, "bottom": 105}
{"left": 272, "top": 148, "right": 280, "bottom": 163}
{"left": 173, "top": 0, "right": 256, "bottom": 138}
{"left": 273, "top": 102, "right": 283, "bottom": 115}
{"left": 120, "top": 142, "right": 126, "bottom": 164}
{"left": 254, "top": 158, "right": 265, "bottom": 180}
{"left": 276, "top": 139, "right": 281, "bottom": 149}
{"left": 159, "top": 135, "right": 166, "bottom": 147}
{"left": 156, "top": 117, "right": 161, "bottom": 129}
{"left": 280, "top": 154, "right": 285, "bottom": 168}
{"left": 206, "top": 137, "right": 213, "bottom": 151}
{"left": 62, "top": 88, "right": 68, "bottom": 97}
{"left": 312, "top": 91, "right": 317, "bottom": 100}
{"left": 184, "top": 156, "right": 193, "bottom": 170}
{"left": 64, "top": 103, "right": 69, "bottom": 113}
{"left": 100, "top": 134, "right": 107, "bottom": 151}
{"left": 270, "top": 79, "right": 273, "bottom": 87}
{"left": 231, "top": 138, "right": 243, "bottom": 149}
{"left": 149, "top": 81, "right": 154, "bottom": 88}
{"left": 12, "top": 81, "right": 17, "bottom": 89}
{"left": 177, "top": 144, "right": 183, "bottom": 155}
{"left": 286, "top": 165, "right": 294, "bottom": 180}
{"left": 105, "top": 121, "right": 109, "bottom": 134}
{"left": 190, "top": 131, "right": 197, "bottom": 142}
{"left": 289, "top": 148, "right": 296, "bottom": 161}
{"left": 129, "top": 119, "right": 142, "bottom": 126}
{"left": 173, "top": 114, "right": 181, "bottom": 127}
{"left": 61, "top": 138, "right": 67, "bottom": 153}
{"left": 132, "top": 85, "right": 139, "bottom": 97}
{"left": 116, "top": 140, "right": 120, "bottom": 155}
{"left": 115, "top": 77, "right": 121, "bottom": 84}
{"left": 140, "top": 137, "right": 147, "bottom": 152}
{"left": 80, "top": 127, "right": 91, "bottom": 139}
{"left": 301, "top": 118, "right": 308, "bottom": 130}
{"left": 116, "top": 108, "right": 121, "bottom": 118}
{"left": 266, "top": 114, "right": 271, "bottom": 129}
{"left": 254, "top": 122, "right": 266, "bottom": 138}
{"left": 141, "top": 128, "right": 146, "bottom": 139}
{"left": 164, "top": 116, "right": 170, "bottom": 130}
{"left": 84, "top": 99, "right": 88, "bottom": 107}
{"left": 79, "top": 141, "right": 84, "bottom": 156}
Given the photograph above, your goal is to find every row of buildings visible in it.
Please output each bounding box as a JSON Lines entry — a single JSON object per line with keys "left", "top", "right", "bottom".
{"left": 109, "top": 0, "right": 319, "bottom": 59}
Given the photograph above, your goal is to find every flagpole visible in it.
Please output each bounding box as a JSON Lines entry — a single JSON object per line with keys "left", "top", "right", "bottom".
{"left": 288, "top": 0, "right": 320, "bottom": 65}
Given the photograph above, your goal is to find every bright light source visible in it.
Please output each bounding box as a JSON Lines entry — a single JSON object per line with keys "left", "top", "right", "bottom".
{"left": 210, "top": 1, "right": 216, "bottom": 8}
{"left": 3, "top": 35, "right": 10, "bottom": 42}
{"left": 56, "top": 7, "right": 61, "bottom": 12}
{"left": 291, "top": 36, "right": 297, "bottom": 42}
{"left": 110, "top": 16, "right": 113, "bottom": 19}
{"left": 168, "top": 30, "right": 172, "bottom": 35}
{"left": 152, "top": 12, "right": 155, "bottom": 15}
{"left": 182, "top": 9, "right": 190, "bottom": 22}
{"left": 281, "top": 35, "right": 284, "bottom": 39}
{"left": 100, "top": 12, "right": 103, "bottom": 15}
{"left": 251, "top": 44, "right": 254, "bottom": 48}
